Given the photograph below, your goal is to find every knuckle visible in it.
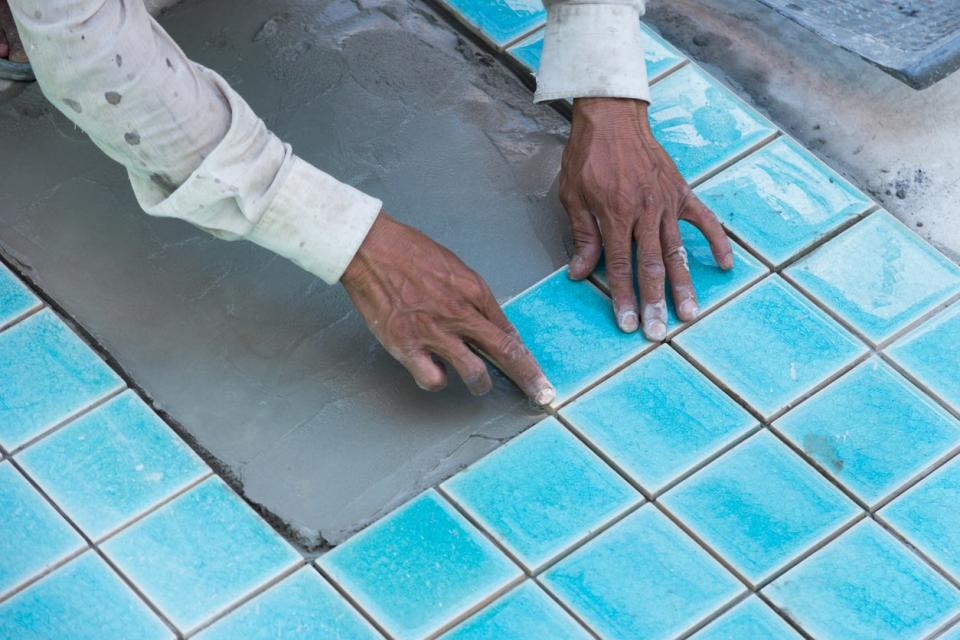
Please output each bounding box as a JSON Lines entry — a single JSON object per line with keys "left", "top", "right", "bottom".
{"left": 495, "top": 333, "right": 526, "bottom": 364}
{"left": 606, "top": 254, "right": 633, "bottom": 278}
{"left": 639, "top": 259, "right": 666, "bottom": 280}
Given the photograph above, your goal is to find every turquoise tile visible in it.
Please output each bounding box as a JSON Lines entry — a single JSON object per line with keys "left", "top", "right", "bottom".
{"left": 441, "top": 581, "right": 590, "bottom": 640}
{"left": 196, "top": 567, "right": 380, "bottom": 640}
{"left": 695, "top": 137, "right": 872, "bottom": 265}
{"left": 765, "top": 521, "right": 960, "bottom": 640}
{"left": 17, "top": 391, "right": 210, "bottom": 540}
{"left": 889, "top": 302, "right": 960, "bottom": 412}
{"left": 563, "top": 347, "right": 757, "bottom": 492}
{"left": 648, "top": 65, "right": 775, "bottom": 182}
{"left": 319, "top": 490, "right": 521, "bottom": 639}
{"left": 943, "top": 624, "right": 960, "bottom": 640}
{"left": 0, "top": 462, "right": 85, "bottom": 596}
{"left": 0, "top": 552, "right": 170, "bottom": 640}
{"left": 674, "top": 276, "right": 866, "bottom": 417}
{"left": 503, "top": 268, "right": 652, "bottom": 403}
{"left": 102, "top": 477, "right": 300, "bottom": 633}
{"left": 507, "top": 23, "right": 685, "bottom": 81}
{"left": 438, "top": 0, "right": 545, "bottom": 48}
{"left": 0, "top": 309, "right": 123, "bottom": 450}
{"left": 690, "top": 598, "right": 801, "bottom": 639}
{"left": 786, "top": 211, "right": 960, "bottom": 344}
{"left": 663, "top": 432, "right": 858, "bottom": 582}
{"left": 543, "top": 506, "right": 742, "bottom": 639}
{"left": 0, "top": 263, "right": 38, "bottom": 327}
{"left": 776, "top": 358, "right": 960, "bottom": 505}
{"left": 592, "top": 221, "right": 768, "bottom": 333}
{"left": 881, "top": 456, "right": 960, "bottom": 579}
{"left": 442, "top": 417, "right": 639, "bottom": 570}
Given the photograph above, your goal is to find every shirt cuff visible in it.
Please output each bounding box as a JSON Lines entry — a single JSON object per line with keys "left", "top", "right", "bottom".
{"left": 246, "top": 157, "right": 382, "bottom": 284}
{"left": 534, "top": 4, "right": 651, "bottom": 103}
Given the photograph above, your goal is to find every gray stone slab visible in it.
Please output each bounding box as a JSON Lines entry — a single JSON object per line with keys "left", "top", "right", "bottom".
{"left": 0, "top": 0, "right": 570, "bottom": 546}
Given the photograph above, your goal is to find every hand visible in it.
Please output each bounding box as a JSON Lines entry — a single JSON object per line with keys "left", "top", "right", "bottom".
{"left": 560, "top": 97, "right": 734, "bottom": 340}
{"left": 342, "top": 211, "right": 556, "bottom": 405}
{"left": 0, "top": 0, "right": 28, "bottom": 63}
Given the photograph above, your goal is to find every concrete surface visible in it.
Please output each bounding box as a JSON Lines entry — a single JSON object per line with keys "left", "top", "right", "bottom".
{"left": 0, "top": 0, "right": 570, "bottom": 548}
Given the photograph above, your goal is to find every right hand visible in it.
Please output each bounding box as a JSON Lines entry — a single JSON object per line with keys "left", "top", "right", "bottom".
{"left": 0, "top": 0, "right": 28, "bottom": 63}
{"left": 341, "top": 211, "right": 556, "bottom": 405}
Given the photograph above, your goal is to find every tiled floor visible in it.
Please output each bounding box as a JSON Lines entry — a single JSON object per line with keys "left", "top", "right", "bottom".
{"left": 4, "top": 5, "right": 960, "bottom": 640}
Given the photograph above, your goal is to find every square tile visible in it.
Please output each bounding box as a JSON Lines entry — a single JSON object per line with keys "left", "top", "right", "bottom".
{"left": 0, "top": 263, "right": 39, "bottom": 328}
{"left": 675, "top": 276, "right": 866, "bottom": 417}
{"left": 17, "top": 391, "right": 210, "bottom": 540}
{"left": 765, "top": 521, "right": 960, "bottom": 640}
{"left": 101, "top": 477, "right": 300, "bottom": 633}
{"left": 881, "top": 456, "right": 960, "bottom": 579}
{"left": 690, "top": 598, "right": 801, "bottom": 639}
{"left": 695, "top": 137, "right": 872, "bottom": 266}
{"left": 319, "top": 490, "right": 521, "bottom": 640}
{"left": 786, "top": 211, "right": 960, "bottom": 344}
{"left": 507, "top": 23, "right": 685, "bottom": 81}
{"left": 563, "top": 347, "right": 757, "bottom": 492}
{"left": 0, "top": 552, "right": 170, "bottom": 640}
{"left": 648, "top": 64, "right": 776, "bottom": 182}
{"left": 503, "top": 268, "right": 652, "bottom": 403}
{"left": 196, "top": 567, "right": 379, "bottom": 640}
{"left": 0, "top": 462, "right": 85, "bottom": 596}
{"left": 542, "top": 506, "right": 742, "bottom": 639}
{"left": 888, "top": 302, "right": 960, "bottom": 412}
{"left": 592, "top": 221, "right": 768, "bottom": 333}
{"left": 662, "top": 431, "right": 859, "bottom": 583}
{"left": 0, "top": 309, "right": 123, "bottom": 450}
{"left": 440, "top": 581, "right": 590, "bottom": 640}
{"left": 776, "top": 358, "right": 960, "bottom": 505}
{"left": 438, "top": 0, "right": 545, "bottom": 48}
{"left": 442, "top": 417, "right": 639, "bottom": 570}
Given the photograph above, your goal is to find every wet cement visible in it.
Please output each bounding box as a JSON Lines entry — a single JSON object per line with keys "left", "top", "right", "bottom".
{"left": 0, "top": 0, "right": 571, "bottom": 547}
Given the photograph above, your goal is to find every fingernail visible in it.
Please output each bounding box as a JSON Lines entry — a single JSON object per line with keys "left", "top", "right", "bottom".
{"left": 568, "top": 256, "right": 584, "bottom": 275}
{"left": 535, "top": 386, "right": 556, "bottom": 406}
{"left": 644, "top": 319, "right": 667, "bottom": 341}
{"left": 617, "top": 310, "right": 639, "bottom": 333}
{"left": 720, "top": 252, "right": 734, "bottom": 270}
{"left": 679, "top": 298, "right": 699, "bottom": 320}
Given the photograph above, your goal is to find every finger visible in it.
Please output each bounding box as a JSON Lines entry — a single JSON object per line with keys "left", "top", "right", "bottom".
{"left": 601, "top": 221, "right": 639, "bottom": 333}
{"left": 435, "top": 339, "right": 493, "bottom": 397}
{"left": 393, "top": 348, "right": 448, "bottom": 392}
{"left": 661, "top": 219, "right": 698, "bottom": 322}
{"left": 466, "top": 318, "right": 556, "bottom": 406}
{"left": 1, "top": 25, "right": 9, "bottom": 59}
{"left": 561, "top": 191, "right": 602, "bottom": 280}
{"left": 636, "top": 221, "right": 668, "bottom": 341}
{"left": 681, "top": 194, "right": 734, "bottom": 270}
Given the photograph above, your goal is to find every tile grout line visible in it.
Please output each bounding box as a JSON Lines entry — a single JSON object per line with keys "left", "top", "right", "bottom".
{"left": 881, "top": 351, "right": 960, "bottom": 422}
{"left": 0, "top": 300, "right": 44, "bottom": 334}
{"left": 311, "top": 564, "right": 395, "bottom": 640}
{"left": 926, "top": 613, "right": 960, "bottom": 640}
{"left": 877, "top": 515, "right": 960, "bottom": 592}
{"left": 530, "top": 578, "right": 603, "bottom": 640}
{"left": 424, "top": 574, "right": 527, "bottom": 640}
{"left": 773, "top": 203, "right": 878, "bottom": 272}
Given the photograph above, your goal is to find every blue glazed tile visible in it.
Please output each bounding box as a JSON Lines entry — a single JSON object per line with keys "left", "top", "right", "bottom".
{"left": 0, "top": 263, "right": 39, "bottom": 327}
{"left": 881, "top": 456, "right": 960, "bottom": 580}
{"left": 439, "top": 0, "right": 545, "bottom": 48}
{"left": 0, "top": 552, "right": 170, "bottom": 640}
{"left": 17, "top": 391, "right": 210, "bottom": 540}
{"left": 0, "top": 309, "right": 123, "bottom": 450}
{"left": 592, "top": 221, "right": 768, "bottom": 333}
{"left": 442, "top": 417, "right": 639, "bottom": 570}
{"left": 776, "top": 358, "right": 960, "bottom": 505}
{"left": 695, "top": 137, "right": 872, "bottom": 265}
{"left": 765, "top": 521, "right": 960, "bottom": 640}
{"left": 889, "top": 302, "right": 960, "bottom": 412}
{"left": 786, "top": 211, "right": 960, "bottom": 344}
{"left": 102, "top": 477, "right": 300, "bottom": 633}
{"left": 196, "top": 567, "right": 380, "bottom": 640}
{"left": 319, "top": 490, "right": 521, "bottom": 639}
{"left": 563, "top": 347, "right": 757, "bottom": 492}
{"left": 507, "top": 23, "right": 685, "bottom": 81}
{"left": 663, "top": 431, "right": 858, "bottom": 583}
{"left": 690, "top": 598, "right": 801, "bottom": 639}
{"left": 648, "top": 65, "right": 776, "bottom": 182}
{"left": 441, "top": 582, "right": 590, "bottom": 640}
{"left": 674, "top": 276, "right": 866, "bottom": 417}
{"left": 503, "top": 268, "right": 652, "bottom": 403}
{"left": 542, "top": 506, "right": 742, "bottom": 639}
{"left": 0, "top": 462, "right": 85, "bottom": 596}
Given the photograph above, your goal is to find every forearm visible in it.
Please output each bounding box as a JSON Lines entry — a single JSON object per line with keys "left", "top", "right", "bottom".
{"left": 8, "top": 0, "right": 380, "bottom": 284}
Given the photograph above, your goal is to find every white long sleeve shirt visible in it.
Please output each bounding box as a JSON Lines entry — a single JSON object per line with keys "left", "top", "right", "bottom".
{"left": 9, "top": 0, "right": 649, "bottom": 284}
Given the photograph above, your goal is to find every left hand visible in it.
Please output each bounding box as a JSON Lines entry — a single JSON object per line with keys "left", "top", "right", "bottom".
{"left": 559, "top": 97, "right": 734, "bottom": 341}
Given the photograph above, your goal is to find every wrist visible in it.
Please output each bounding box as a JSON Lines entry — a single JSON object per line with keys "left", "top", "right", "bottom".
{"left": 572, "top": 97, "right": 652, "bottom": 139}
{"left": 342, "top": 209, "right": 392, "bottom": 290}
